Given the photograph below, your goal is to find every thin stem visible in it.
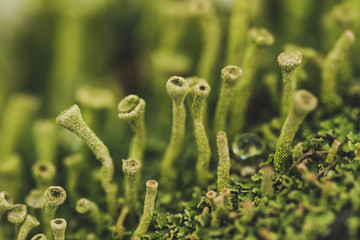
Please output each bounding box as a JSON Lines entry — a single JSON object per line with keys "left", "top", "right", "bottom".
{"left": 321, "top": 30, "right": 355, "bottom": 111}
{"left": 17, "top": 215, "right": 40, "bottom": 240}
{"left": 63, "top": 154, "right": 83, "bottom": 201}
{"left": 122, "top": 158, "right": 142, "bottom": 210}
{"left": 278, "top": 50, "right": 302, "bottom": 121}
{"left": 217, "top": 131, "right": 231, "bottom": 192}
{"left": 274, "top": 90, "right": 318, "bottom": 173}
{"left": 192, "top": 0, "right": 221, "bottom": 85}
{"left": 261, "top": 166, "right": 274, "bottom": 198}
{"left": 32, "top": 120, "right": 58, "bottom": 163}
{"left": 0, "top": 154, "right": 22, "bottom": 201}
{"left": 56, "top": 105, "right": 117, "bottom": 215}
{"left": 229, "top": 28, "right": 274, "bottom": 135}
{"left": 118, "top": 95, "right": 146, "bottom": 162}
{"left": 132, "top": 180, "right": 159, "bottom": 239}
{"left": 113, "top": 206, "right": 129, "bottom": 240}
{"left": 213, "top": 66, "right": 242, "bottom": 135}
{"left": 325, "top": 139, "right": 342, "bottom": 165}
{"left": 225, "top": 0, "right": 251, "bottom": 65}
{"left": 192, "top": 81, "right": 211, "bottom": 187}
{"left": 0, "top": 94, "right": 38, "bottom": 157}
{"left": 160, "top": 77, "right": 189, "bottom": 189}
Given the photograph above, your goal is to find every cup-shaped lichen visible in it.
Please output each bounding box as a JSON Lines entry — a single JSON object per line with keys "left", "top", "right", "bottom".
{"left": 7, "top": 204, "right": 27, "bottom": 225}
{"left": 122, "top": 158, "right": 142, "bottom": 210}
{"left": 192, "top": 80, "right": 211, "bottom": 187}
{"left": 50, "top": 218, "right": 67, "bottom": 240}
{"left": 229, "top": 28, "right": 274, "bottom": 135}
{"left": 118, "top": 95, "right": 146, "bottom": 162}
{"left": 274, "top": 90, "right": 318, "bottom": 173}
{"left": 56, "top": 104, "right": 117, "bottom": 214}
{"left": 213, "top": 65, "right": 242, "bottom": 135}
{"left": 278, "top": 50, "right": 302, "bottom": 121}
{"left": 132, "top": 180, "right": 159, "bottom": 239}
{"left": 160, "top": 76, "right": 190, "bottom": 189}
{"left": 32, "top": 161, "right": 56, "bottom": 191}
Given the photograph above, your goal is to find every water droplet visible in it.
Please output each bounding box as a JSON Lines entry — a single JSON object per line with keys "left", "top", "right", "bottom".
{"left": 232, "top": 134, "right": 263, "bottom": 160}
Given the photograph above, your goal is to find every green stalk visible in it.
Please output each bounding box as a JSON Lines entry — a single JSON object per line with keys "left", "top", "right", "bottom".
{"left": 160, "top": 77, "right": 190, "bottom": 189}
{"left": 274, "top": 90, "right": 318, "bottom": 173}
{"left": 56, "top": 105, "right": 117, "bottom": 215}
{"left": 229, "top": 28, "right": 274, "bottom": 135}
{"left": 216, "top": 131, "right": 231, "bottom": 192}
{"left": 122, "top": 158, "right": 142, "bottom": 210}
{"left": 192, "top": 80, "right": 211, "bottom": 187}
{"left": 132, "top": 180, "right": 159, "bottom": 239}
{"left": 225, "top": 0, "right": 251, "bottom": 65}
{"left": 17, "top": 215, "right": 40, "bottom": 240}
{"left": 49, "top": 15, "right": 83, "bottom": 115}
{"left": 213, "top": 66, "right": 242, "bottom": 135}
{"left": 118, "top": 95, "right": 146, "bottom": 162}
{"left": 192, "top": 0, "right": 221, "bottom": 85}
{"left": 32, "top": 120, "right": 58, "bottom": 163}
{"left": 321, "top": 30, "right": 355, "bottom": 111}
{"left": 278, "top": 50, "right": 302, "bottom": 121}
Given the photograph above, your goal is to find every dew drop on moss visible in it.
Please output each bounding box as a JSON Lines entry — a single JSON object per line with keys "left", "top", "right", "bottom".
{"left": 232, "top": 134, "right": 263, "bottom": 160}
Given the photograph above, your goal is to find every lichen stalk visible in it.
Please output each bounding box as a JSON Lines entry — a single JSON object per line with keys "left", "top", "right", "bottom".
{"left": 63, "top": 154, "right": 83, "bottom": 200}
{"left": 278, "top": 50, "right": 302, "bottom": 121}
{"left": 0, "top": 154, "right": 22, "bottom": 201}
{"left": 192, "top": 80, "right": 211, "bottom": 187}
{"left": 213, "top": 66, "right": 242, "bottom": 135}
{"left": 160, "top": 77, "right": 190, "bottom": 189}
{"left": 43, "top": 186, "right": 66, "bottom": 239}
{"left": 17, "top": 215, "right": 40, "bottom": 240}
{"left": 32, "top": 161, "right": 56, "bottom": 191}
{"left": 132, "top": 180, "right": 159, "bottom": 239}
{"left": 229, "top": 28, "right": 274, "bottom": 135}
{"left": 56, "top": 104, "right": 117, "bottom": 214}
{"left": 321, "top": 30, "right": 355, "bottom": 111}
{"left": 225, "top": 0, "right": 251, "bottom": 65}
{"left": 122, "top": 158, "right": 142, "bottom": 210}
{"left": 221, "top": 188, "right": 233, "bottom": 208}
{"left": 76, "top": 198, "right": 101, "bottom": 226}
{"left": 0, "top": 94, "right": 38, "bottom": 157}
{"left": 32, "top": 120, "right": 58, "bottom": 163}
{"left": 50, "top": 218, "right": 67, "bottom": 240}
{"left": 261, "top": 166, "right": 274, "bottom": 198}
{"left": 217, "top": 131, "right": 231, "bottom": 192}
{"left": 191, "top": 0, "right": 221, "bottom": 85}
{"left": 274, "top": 90, "right": 318, "bottom": 173}
{"left": 325, "top": 139, "right": 342, "bottom": 165}
{"left": 118, "top": 95, "right": 146, "bottom": 163}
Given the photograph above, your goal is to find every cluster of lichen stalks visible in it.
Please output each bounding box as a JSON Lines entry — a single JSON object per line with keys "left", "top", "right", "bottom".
{"left": 0, "top": 24, "right": 356, "bottom": 239}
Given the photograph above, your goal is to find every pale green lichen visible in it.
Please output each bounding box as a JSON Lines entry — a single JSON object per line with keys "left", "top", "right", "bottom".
{"left": 192, "top": 80, "right": 211, "bottom": 187}
{"left": 274, "top": 90, "right": 318, "bottom": 173}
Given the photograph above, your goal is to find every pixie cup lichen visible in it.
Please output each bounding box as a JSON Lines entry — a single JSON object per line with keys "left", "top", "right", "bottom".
{"left": 160, "top": 76, "right": 190, "bottom": 189}
{"left": 192, "top": 80, "right": 211, "bottom": 187}
{"left": 274, "top": 90, "right": 318, "bottom": 173}
{"left": 118, "top": 95, "right": 146, "bottom": 162}
{"left": 56, "top": 104, "right": 117, "bottom": 214}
